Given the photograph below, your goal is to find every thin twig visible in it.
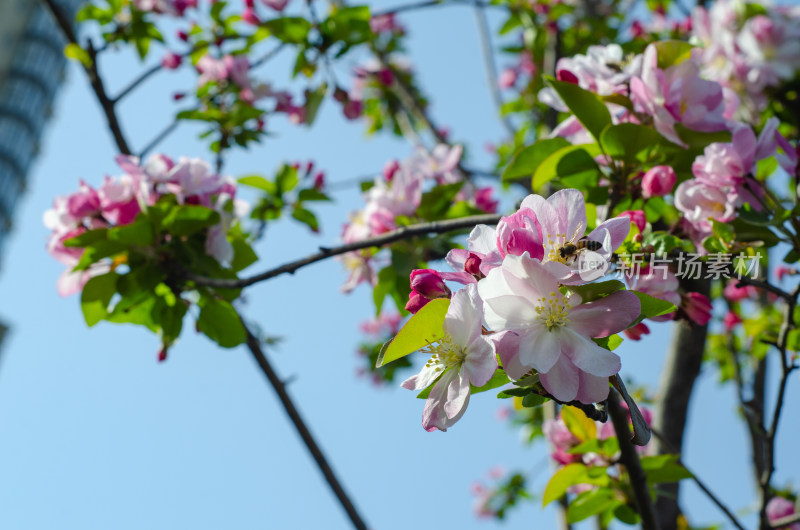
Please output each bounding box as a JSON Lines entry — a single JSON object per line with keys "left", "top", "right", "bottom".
{"left": 650, "top": 428, "right": 747, "bottom": 530}
{"left": 42, "top": 0, "right": 132, "bottom": 155}
{"left": 243, "top": 324, "right": 368, "bottom": 530}
{"left": 736, "top": 276, "right": 793, "bottom": 301}
{"left": 113, "top": 63, "right": 162, "bottom": 103}
{"left": 473, "top": 5, "right": 515, "bottom": 138}
{"left": 251, "top": 42, "right": 287, "bottom": 69}
{"left": 139, "top": 121, "right": 181, "bottom": 159}
{"left": 190, "top": 213, "right": 502, "bottom": 289}
{"left": 607, "top": 389, "right": 659, "bottom": 530}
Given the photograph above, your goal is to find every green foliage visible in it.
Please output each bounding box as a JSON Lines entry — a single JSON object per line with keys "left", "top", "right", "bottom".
{"left": 376, "top": 298, "right": 449, "bottom": 368}
{"left": 545, "top": 78, "right": 612, "bottom": 141}
{"left": 502, "top": 138, "right": 570, "bottom": 182}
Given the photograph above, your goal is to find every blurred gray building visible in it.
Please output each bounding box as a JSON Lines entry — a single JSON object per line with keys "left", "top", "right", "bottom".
{"left": 0, "top": 0, "right": 83, "bottom": 254}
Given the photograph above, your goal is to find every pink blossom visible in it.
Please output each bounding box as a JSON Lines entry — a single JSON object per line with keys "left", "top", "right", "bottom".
{"left": 370, "top": 13, "right": 402, "bottom": 34}
{"left": 474, "top": 187, "right": 498, "bottom": 214}
{"left": 196, "top": 55, "right": 229, "bottom": 87}
{"left": 723, "top": 310, "right": 742, "bottom": 331}
{"left": 498, "top": 68, "right": 518, "bottom": 89}
{"left": 521, "top": 189, "right": 630, "bottom": 283}
{"left": 242, "top": 6, "right": 260, "bottom": 24}
{"left": 496, "top": 208, "right": 545, "bottom": 261}
{"left": 406, "top": 269, "right": 451, "bottom": 314}
{"left": 776, "top": 266, "right": 796, "bottom": 282}
{"left": 641, "top": 165, "right": 676, "bottom": 198}
{"left": 543, "top": 417, "right": 582, "bottom": 465}
{"left": 161, "top": 51, "right": 182, "bottom": 70}
{"left": 402, "top": 285, "right": 499, "bottom": 432}
{"left": 723, "top": 280, "right": 756, "bottom": 302}
{"left": 359, "top": 312, "right": 402, "bottom": 337}
{"left": 478, "top": 253, "right": 640, "bottom": 403}
{"left": 681, "top": 292, "right": 712, "bottom": 326}
{"left": 674, "top": 180, "right": 736, "bottom": 241}
{"left": 382, "top": 160, "right": 400, "bottom": 182}
{"left": 445, "top": 225, "right": 504, "bottom": 284}
{"left": 620, "top": 210, "right": 646, "bottom": 234}
{"left": 623, "top": 322, "right": 650, "bottom": 341}
{"left": 627, "top": 268, "right": 680, "bottom": 322}
{"left": 766, "top": 497, "right": 800, "bottom": 530}
{"left": 631, "top": 44, "right": 730, "bottom": 146}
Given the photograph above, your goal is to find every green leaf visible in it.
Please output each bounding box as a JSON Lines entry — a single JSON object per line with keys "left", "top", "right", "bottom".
{"left": 80, "top": 272, "right": 118, "bottom": 327}
{"left": 291, "top": 206, "right": 319, "bottom": 232}
{"left": 567, "top": 280, "right": 625, "bottom": 303}
{"left": 418, "top": 182, "right": 464, "bottom": 220}
{"left": 304, "top": 83, "right": 327, "bottom": 126}
{"left": 230, "top": 238, "right": 258, "bottom": 272}
{"left": 297, "top": 188, "right": 331, "bottom": 202}
{"left": 641, "top": 454, "right": 693, "bottom": 483}
{"left": 593, "top": 334, "right": 623, "bottom": 351}
{"left": 532, "top": 144, "right": 601, "bottom": 191}
{"left": 275, "top": 164, "right": 299, "bottom": 194}
{"left": 711, "top": 219, "right": 735, "bottom": 242}
{"left": 376, "top": 298, "right": 449, "bottom": 367}
{"left": 239, "top": 175, "right": 276, "bottom": 194}
{"left": 786, "top": 329, "right": 800, "bottom": 352}
{"left": 562, "top": 405, "right": 597, "bottom": 442}
{"left": 546, "top": 78, "right": 612, "bottom": 140}
{"left": 521, "top": 393, "right": 548, "bottom": 408}
{"left": 64, "top": 43, "right": 92, "bottom": 68}
{"left": 543, "top": 463, "right": 608, "bottom": 505}
{"left": 197, "top": 298, "right": 246, "bottom": 348}
{"left": 653, "top": 40, "right": 694, "bottom": 69}
{"left": 471, "top": 370, "right": 510, "bottom": 395}
{"left": 631, "top": 290, "right": 677, "bottom": 322}
{"left": 162, "top": 205, "right": 220, "bottom": 236}
{"left": 74, "top": 240, "right": 127, "bottom": 271}
{"left": 321, "top": 5, "right": 372, "bottom": 45}
{"left": 263, "top": 17, "right": 312, "bottom": 43}
{"left": 502, "top": 138, "right": 570, "bottom": 181}
{"left": 599, "top": 123, "right": 662, "bottom": 163}
{"left": 109, "top": 217, "right": 154, "bottom": 247}
{"left": 566, "top": 489, "right": 617, "bottom": 523}
{"left": 63, "top": 228, "right": 109, "bottom": 248}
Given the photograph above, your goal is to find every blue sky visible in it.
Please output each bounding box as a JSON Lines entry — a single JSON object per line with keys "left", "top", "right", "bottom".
{"left": 0, "top": 2, "right": 796, "bottom": 528}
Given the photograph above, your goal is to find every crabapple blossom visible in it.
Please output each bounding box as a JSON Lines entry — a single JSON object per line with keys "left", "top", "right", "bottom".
{"left": 401, "top": 285, "right": 499, "bottom": 432}
{"left": 681, "top": 291, "right": 713, "bottom": 326}
{"left": 478, "top": 253, "right": 640, "bottom": 403}
{"left": 641, "top": 165, "right": 676, "bottom": 198}
{"left": 626, "top": 267, "right": 680, "bottom": 323}
{"left": 406, "top": 269, "right": 451, "bottom": 314}
{"left": 766, "top": 497, "right": 800, "bottom": 530}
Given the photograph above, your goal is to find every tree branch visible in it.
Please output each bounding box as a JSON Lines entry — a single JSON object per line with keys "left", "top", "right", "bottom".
{"left": 371, "top": 0, "right": 495, "bottom": 18}
{"left": 759, "top": 284, "right": 800, "bottom": 530}
{"left": 243, "top": 323, "right": 368, "bottom": 530}
{"left": 473, "top": 5, "right": 516, "bottom": 138}
{"left": 650, "top": 428, "right": 747, "bottom": 530}
{"left": 190, "top": 213, "right": 501, "bottom": 289}
{"left": 607, "top": 389, "right": 659, "bottom": 530}
{"left": 652, "top": 277, "right": 711, "bottom": 530}
{"left": 41, "top": 0, "right": 133, "bottom": 155}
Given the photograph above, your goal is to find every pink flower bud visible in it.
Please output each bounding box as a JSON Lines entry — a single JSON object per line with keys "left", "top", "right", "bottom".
{"left": 242, "top": 6, "right": 260, "bottom": 24}
{"left": 681, "top": 292, "right": 712, "bottom": 326}
{"left": 623, "top": 322, "right": 650, "bottom": 341}
{"left": 313, "top": 171, "right": 325, "bottom": 190}
{"left": 474, "top": 187, "right": 498, "bottom": 214}
{"left": 766, "top": 497, "right": 800, "bottom": 530}
{"left": 161, "top": 51, "right": 182, "bottom": 69}
{"left": 723, "top": 310, "right": 742, "bottom": 331}
{"left": 723, "top": 281, "right": 755, "bottom": 302}
{"left": 776, "top": 266, "right": 796, "bottom": 282}
{"left": 375, "top": 68, "right": 394, "bottom": 86}
{"left": 177, "top": 30, "right": 189, "bottom": 42}
{"left": 556, "top": 69, "right": 579, "bottom": 85}
{"left": 158, "top": 348, "right": 168, "bottom": 362}
{"left": 342, "top": 98, "right": 364, "bottom": 120}
{"left": 620, "top": 210, "right": 646, "bottom": 233}
{"left": 409, "top": 269, "right": 450, "bottom": 300}
{"left": 630, "top": 20, "right": 645, "bottom": 38}
{"left": 641, "top": 165, "right": 676, "bottom": 198}
{"left": 173, "top": 92, "right": 186, "bottom": 101}
{"left": 382, "top": 159, "right": 400, "bottom": 182}
{"left": 498, "top": 67, "right": 518, "bottom": 89}
{"left": 464, "top": 253, "right": 484, "bottom": 280}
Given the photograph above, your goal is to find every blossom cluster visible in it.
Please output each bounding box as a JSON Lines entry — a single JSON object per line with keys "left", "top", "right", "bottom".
{"left": 539, "top": 40, "right": 798, "bottom": 249}
{"left": 399, "top": 189, "right": 646, "bottom": 431}
{"left": 338, "top": 144, "right": 498, "bottom": 293}
{"left": 44, "top": 154, "right": 246, "bottom": 296}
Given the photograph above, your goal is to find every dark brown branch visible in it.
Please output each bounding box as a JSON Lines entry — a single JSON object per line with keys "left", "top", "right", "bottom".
{"left": 650, "top": 428, "right": 747, "bottom": 530}
{"left": 607, "top": 389, "right": 659, "bottom": 530}
{"left": 41, "top": 0, "right": 133, "bottom": 155}
{"left": 190, "top": 213, "right": 502, "bottom": 289}
{"left": 736, "top": 276, "right": 793, "bottom": 301}
{"left": 243, "top": 324, "right": 368, "bottom": 530}
{"left": 473, "top": 5, "right": 515, "bottom": 138}
{"left": 759, "top": 284, "right": 800, "bottom": 530}
{"left": 113, "top": 63, "right": 162, "bottom": 103}
{"left": 652, "top": 277, "right": 710, "bottom": 530}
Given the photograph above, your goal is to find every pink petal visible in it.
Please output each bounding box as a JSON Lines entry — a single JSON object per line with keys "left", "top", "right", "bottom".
{"left": 548, "top": 189, "right": 587, "bottom": 242}
{"left": 444, "top": 368, "right": 471, "bottom": 419}
{"left": 567, "top": 290, "right": 641, "bottom": 337}
{"left": 563, "top": 330, "right": 621, "bottom": 377}
{"left": 589, "top": 216, "right": 630, "bottom": 252}
{"left": 401, "top": 363, "right": 441, "bottom": 391}
{"left": 518, "top": 327, "right": 562, "bottom": 374}
{"left": 575, "top": 372, "right": 611, "bottom": 404}
{"left": 422, "top": 370, "right": 457, "bottom": 432}
{"left": 464, "top": 337, "right": 498, "bottom": 387}
{"left": 490, "top": 331, "right": 526, "bottom": 379}
{"left": 538, "top": 355, "right": 580, "bottom": 402}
